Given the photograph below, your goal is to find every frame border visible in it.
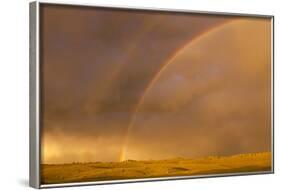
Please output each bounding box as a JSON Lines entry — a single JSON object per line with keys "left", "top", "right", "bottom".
{"left": 29, "top": 1, "right": 274, "bottom": 189}
{"left": 30, "top": 1, "right": 41, "bottom": 188}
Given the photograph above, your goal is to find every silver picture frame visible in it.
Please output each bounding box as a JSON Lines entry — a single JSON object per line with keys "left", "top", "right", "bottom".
{"left": 30, "top": 1, "right": 274, "bottom": 188}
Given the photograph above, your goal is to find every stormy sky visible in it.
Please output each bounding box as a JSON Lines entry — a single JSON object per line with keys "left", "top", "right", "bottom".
{"left": 40, "top": 4, "right": 272, "bottom": 164}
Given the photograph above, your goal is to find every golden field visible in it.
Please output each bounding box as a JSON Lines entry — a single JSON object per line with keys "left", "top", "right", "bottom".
{"left": 41, "top": 152, "right": 271, "bottom": 184}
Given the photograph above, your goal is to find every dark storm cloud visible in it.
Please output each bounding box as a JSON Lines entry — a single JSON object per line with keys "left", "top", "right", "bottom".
{"left": 41, "top": 4, "right": 228, "bottom": 132}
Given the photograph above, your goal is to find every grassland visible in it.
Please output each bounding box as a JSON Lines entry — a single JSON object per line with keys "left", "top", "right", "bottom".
{"left": 41, "top": 152, "right": 271, "bottom": 184}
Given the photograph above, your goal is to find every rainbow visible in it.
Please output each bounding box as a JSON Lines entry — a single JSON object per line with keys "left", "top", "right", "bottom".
{"left": 91, "top": 20, "right": 155, "bottom": 104}
{"left": 119, "top": 20, "right": 235, "bottom": 161}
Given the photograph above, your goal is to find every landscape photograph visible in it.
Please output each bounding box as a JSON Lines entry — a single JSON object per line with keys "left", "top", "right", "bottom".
{"left": 39, "top": 4, "right": 272, "bottom": 184}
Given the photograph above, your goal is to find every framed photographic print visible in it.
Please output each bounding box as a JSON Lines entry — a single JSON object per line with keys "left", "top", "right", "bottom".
{"left": 29, "top": 1, "right": 274, "bottom": 188}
